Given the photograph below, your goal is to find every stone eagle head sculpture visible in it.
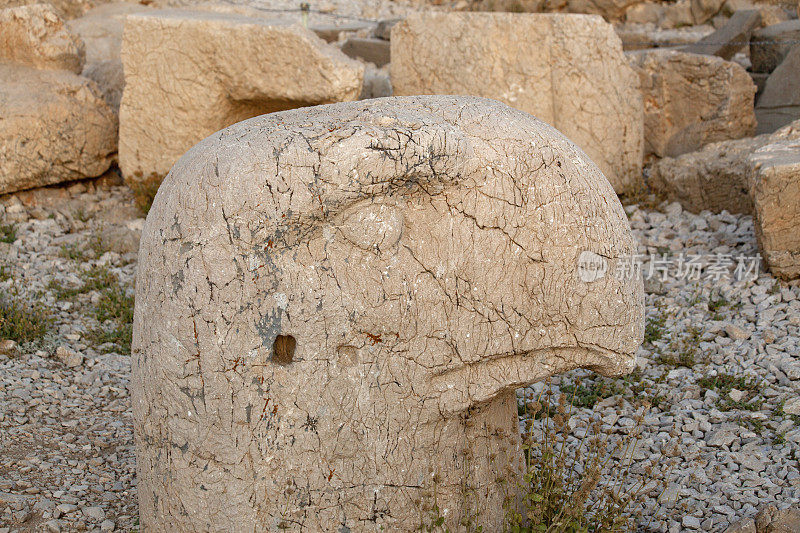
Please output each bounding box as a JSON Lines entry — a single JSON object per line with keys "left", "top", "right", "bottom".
{"left": 132, "top": 95, "right": 644, "bottom": 531}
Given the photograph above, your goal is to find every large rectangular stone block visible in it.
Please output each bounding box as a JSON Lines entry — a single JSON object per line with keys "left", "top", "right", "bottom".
{"left": 749, "top": 140, "right": 800, "bottom": 280}
{"left": 628, "top": 49, "right": 756, "bottom": 158}
{"left": 119, "top": 9, "right": 364, "bottom": 188}
{"left": 390, "top": 12, "right": 644, "bottom": 196}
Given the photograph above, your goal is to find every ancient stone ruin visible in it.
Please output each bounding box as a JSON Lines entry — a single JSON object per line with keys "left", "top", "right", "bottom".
{"left": 118, "top": 9, "right": 365, "bottom": 189}
{"left": 0, "top": 3, "right": 117, "bottom": 195}
{"left": 390, "top": 12, "right": 644, "bottom": 196}
{"left": 132, "top": 96, "right": 644, "bottom": 531}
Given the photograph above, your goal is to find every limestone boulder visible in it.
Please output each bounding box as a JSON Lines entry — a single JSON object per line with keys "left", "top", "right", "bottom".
{"left": 391, "top": 13, "right": 644, "bottom": 196}
{"left": 749, "top": 140, "right": 800, "bottom": 280}
{"left": 0, "top": 3, "right": 84, "bottom": 73}
{"left": 119, "top": 9, "right": 364, "bottom": 188}
{"left": 754, "top": 505, "right": 800, "bottom": 533}
{"left": 0, "top": 64, "right": 117, "bottom": 195}
{"left": 751, "top": 20, "right": 800, "bottom": 74}
{"left": 0, "top": 0, "right": 119, "bottom": 19}
{"left": 756, "top": 45, "right": 800, "bottom": 134}
{"left": 132, "top": 95, "right": 644, "bottom": 532}
{"left": 649, "top": 119, "right": 800, "bottom": 213}
{"left": 68, "top": 2, "right": 152, "bottom": 110}
{"left": 625, "top": 0, "right": 727, "bottom": 28}
{"left": 628, "top": 49, "right": 756, "bottom": 158}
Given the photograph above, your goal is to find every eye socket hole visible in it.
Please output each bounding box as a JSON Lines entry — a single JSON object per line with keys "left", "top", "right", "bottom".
{"left": 272, "top": 335, "right": 296, "bottom": 365}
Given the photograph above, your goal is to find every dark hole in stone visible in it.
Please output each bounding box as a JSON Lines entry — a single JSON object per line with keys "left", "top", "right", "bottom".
{"left": 272, "top": 335, "right": 296, "bottom": 365}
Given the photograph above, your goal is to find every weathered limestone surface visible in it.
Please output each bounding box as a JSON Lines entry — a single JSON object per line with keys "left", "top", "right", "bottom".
{"left": 132, "top": 96, "right": 644, "bottom": 532}
{"left": 0, "top": 3, "right": 85, "bottom": 73}
{"left": 118, "top": 9, "right": 364, "bottom": 187}
{"left": 649, "top": 119, "right": 800, "bottom": 214}
{"left": 390, "top": 12, "right": 644, "bottom": 196}
{"left": 0, "top": 64, "right": 117, "bottom": 195}
{"left": 756, "top": 45, "right": 800, "bottom": 134}
{"left": 0, "top": 0, "right": 121, "bottom": 19}
{"left": 628, "top": 49, "right": 756, "bottom": 157}
{"left": 68, "top": 2, "right": 152, "bottom": 110}
{"left": 749, "top": 139, "right": 800, "bottom": 280}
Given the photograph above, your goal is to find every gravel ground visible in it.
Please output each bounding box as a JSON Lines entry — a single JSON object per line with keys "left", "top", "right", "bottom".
{"left": 1, "top": 177, "right": 798, "bottom": 532}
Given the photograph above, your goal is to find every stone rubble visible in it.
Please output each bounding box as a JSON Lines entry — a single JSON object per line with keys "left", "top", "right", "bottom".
{"left": 0, "top": 3, "right": 117, "bottom": 196}
{"left": 0, "top": 178, "right": 139, "bottom": 533}
{"left": 649, "top": 119, "right": 800, "bottom": 215}
{"left": 0, "top": 3, "right": 85, "bottom": 73}
{"left": 524, "top": 198, "right": 800, "bottom": 531}
{"left": 628, "top": 48, "right": 756, "bottom": 158}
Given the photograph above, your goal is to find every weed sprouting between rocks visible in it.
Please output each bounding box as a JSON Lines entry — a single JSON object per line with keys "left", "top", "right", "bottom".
{"left": 0, "top": 288, "right": 52, "bottom": 345}
{"left": 505, "top": 383, "right": 672, "bottom": 532}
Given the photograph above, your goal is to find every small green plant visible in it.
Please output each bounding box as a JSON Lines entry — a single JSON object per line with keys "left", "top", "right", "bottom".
{"left": 707, "top": 293, "right": 729, "bottom": 313}
{"left": 95, "top": 285, "right": 134, "bottom": 324}
{"left": 658, "top": 326, "right": 702, "bottom": 368}
{"left": 87, "top": 283, "right": 134, "bottom": 355}
{"left": 505, "top": 386, "right": 669, "bottom": 532}
{"left": 0, "top": 290, "right": 51, "bottom": 344}
{"left": 698, "top": 373, "right": 761, "bottom": 412}
{"left": 0, "top": 224, "right": 16, "bottom": 244}
{"left": 129, "top": 178, "right": 161, "bottom": 217}
{"left": 73, "top": 207, "right": 91, "bottom": 223}
{"left": 58, "top": 235, "right": 107, "bottom": 262}
{"left": 560, "top": 378, "right": 624, "bottom": 409}
{"left": 644, "top": 313, "right": 666, "bottom": 344}
{"left": 0, "top": 265, "right": 10, "bottom": 282}
{"left": 697, "top": 373, "right": 758, "bottom": 394}
{"left": 85, "top": 322, "right": 132, "bottom": 355}
{"left": 59, "top": 243, "right": 87, "bottom": 261}
{"left": 773, "top": 400, "right": 800, "bottom": 426}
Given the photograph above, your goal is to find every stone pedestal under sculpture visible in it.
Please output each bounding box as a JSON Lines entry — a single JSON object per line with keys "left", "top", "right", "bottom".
{"left": 132, "top": 96, "right": 644, "bottom": 531}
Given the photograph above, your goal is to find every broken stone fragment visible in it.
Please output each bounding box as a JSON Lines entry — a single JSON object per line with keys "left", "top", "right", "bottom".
{"left": 390, "top": 12, "right": 644, "bottom": 196}
{"left": 649, "top": 119, "right": 800, "bottom": 214}
{"left": 118, "top": 9, "right": 365, "bottom": 189}
{"left": 132, "top": 95, "right": 644, "bottom": 531}
{"left": 0, "top": 64, "right": 117, "bottom": 195}
{"left": 0, "top": 3, "right": 85, "bottom": 73}
{"left": 755, "top": 45, "right": 800, "bottom": 134}
{"left": 68, "top": 2, "right": 153, "bottom": 111}
{"left": 628, "top": 49, "right": 756, "bottom": 158}
{"left": 748, "top": 139, "right": 800, "bottom": 280}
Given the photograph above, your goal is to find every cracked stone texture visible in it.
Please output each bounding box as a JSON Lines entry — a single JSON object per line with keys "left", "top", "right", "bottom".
{"left": 748, "top": 139, "right": 800, "bottom": 280}
{"left": 68, "top": 2, "right": 153, "bottom": 111}
{"left": 649, "top": 119, "right": 800, "bottom": 214}
{"left": 0, "top": 64, "right": 118, "bottom": 195}
{"left": 390, "top": 13, "right": 644, "bottom": 196}
{"left": 628, "top": 49, "right": 756, "bottom": 158}
{"left": 132, "top": 95, "right": 644, "bottom": 531}
{"left": 0, "top": 3, "right": 85, "bottom": 73}
{"left": 118, "top": 9, "right": 365, "bottom": 188}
